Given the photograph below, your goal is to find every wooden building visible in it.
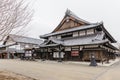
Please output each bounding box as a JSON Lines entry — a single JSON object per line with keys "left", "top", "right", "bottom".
{"left": 0, "top": 34, "right": 43, "bottom": 59}
{"left": 40, "top": 9, "right": 118, "bottom": 62}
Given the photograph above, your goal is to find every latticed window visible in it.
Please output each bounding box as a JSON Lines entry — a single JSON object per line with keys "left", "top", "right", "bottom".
{"left": 79, "top": 30, "right": 85, "bottom": 36}
{"left": 73, "top": 32, "right": 79, "bottom": 37}
{"left": 61, "top": 33, "right": 73, "bottom": 38}
{"left": 87, "top": 29, "right": 94, "bottom": 35}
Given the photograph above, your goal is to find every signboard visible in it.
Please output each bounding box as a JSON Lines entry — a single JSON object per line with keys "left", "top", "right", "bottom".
{"left": 71, "top": 51, "right": 79, "bottom": 56}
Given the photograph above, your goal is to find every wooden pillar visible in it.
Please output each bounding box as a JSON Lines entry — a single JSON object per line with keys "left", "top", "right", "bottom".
{"left": 58, "top": 45, "right": 62, "bottom": 62}
{"left": 7, "top": 52, "right": 10, "bottom": 59}
{"left": 51, "top": 48, "right": 54, "bottom": 60}
{"left": 42, "top": 48, "right": 45, "bottom": 61}
{"left": 106, "top": 50, "right": 110, "bottom": 63}
{"left": 46, "top": 48, "right": 49, "bottom": 60}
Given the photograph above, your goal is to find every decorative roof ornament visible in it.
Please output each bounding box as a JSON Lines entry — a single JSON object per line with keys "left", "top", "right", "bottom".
{"left": 65, "top": 9, "right": 71, "bottom": 15}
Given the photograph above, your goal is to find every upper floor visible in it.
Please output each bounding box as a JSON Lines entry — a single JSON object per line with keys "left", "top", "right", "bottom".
{"left": 50, "top": 27, "right": 103, "bottom": 40}
{"left": 3, "top": 34, "right": 43, "bottom": 50}
{"left": 40, "top": 9, "right": 116, "bottom": 43}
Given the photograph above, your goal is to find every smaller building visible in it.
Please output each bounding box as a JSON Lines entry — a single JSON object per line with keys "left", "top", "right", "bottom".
{"left": 0, "top": 34, "right": 43, "bottom": 59}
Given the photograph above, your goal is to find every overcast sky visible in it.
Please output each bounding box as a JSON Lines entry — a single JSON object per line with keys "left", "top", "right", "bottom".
{"left": 26, "top": 0, "right": 120, "bottom": 42}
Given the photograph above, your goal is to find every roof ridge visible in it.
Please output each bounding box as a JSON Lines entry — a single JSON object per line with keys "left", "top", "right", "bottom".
{"left": 65, "top": 9, "right": 91, "bottom": 24}
{"left": 9, "top": 34, "right": 41, "bottom": 41}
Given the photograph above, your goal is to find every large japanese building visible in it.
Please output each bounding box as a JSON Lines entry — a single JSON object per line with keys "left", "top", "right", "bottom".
{"left": 40, "top": 9, "right": 118, "bottom": 62}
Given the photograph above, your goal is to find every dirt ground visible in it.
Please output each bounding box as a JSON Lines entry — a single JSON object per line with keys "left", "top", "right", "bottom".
{"left": 0, "top": 59, "right": 120, "bottom": 80}
{"left": 0, "top": 59, "right": 108, "bottom": 80}
{"left": 0, "top": 70, "right": 35, "bottom": 80}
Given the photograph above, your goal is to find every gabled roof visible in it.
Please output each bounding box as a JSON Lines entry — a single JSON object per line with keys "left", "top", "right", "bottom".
{"left": 40, "top": 37, "right": 63, "bottom": 47}
{"left": 3, "top": 34, "right": 43, "bottom": 45}
{"left": 52, "top": 9, "right": 91, "bottom": 32}
{"left": 40, "top": 10, "right": 116, "bottom": 43}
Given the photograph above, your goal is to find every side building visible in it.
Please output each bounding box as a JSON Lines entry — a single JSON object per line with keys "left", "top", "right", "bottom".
{"left": 39, "top": 9, "right": 118, "bottom": 62}
{"left": 0, "top": 34, "right": 43, "bottom": 59}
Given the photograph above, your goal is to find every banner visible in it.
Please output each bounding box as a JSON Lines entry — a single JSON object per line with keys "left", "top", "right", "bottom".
{"left": 71, "top": 51, "right": 79, "bottom": 56}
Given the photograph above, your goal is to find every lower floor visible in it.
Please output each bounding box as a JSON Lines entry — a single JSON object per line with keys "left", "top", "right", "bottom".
{"left": 0, "top": 50, "right": 116, "bottom": 62}
{"left": 39, "top": 44, "right": 116, "bottom": 62}
{"left": 39, "top": 50, "right": 116, "bottom": 62}
{"left": 0, "top": 48, "right": 39, "bottom": 59}
{"left": 0, "top": 44, "right": 117, "bottom": 62}
{"left": 0, "top": 53, "right": 14, "bottom": 59}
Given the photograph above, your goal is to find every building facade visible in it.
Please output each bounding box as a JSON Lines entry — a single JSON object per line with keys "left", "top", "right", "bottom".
{"left": 0, "top": 34, "right": 43, "bottom": 59}
{"left": 39, "top": 10, "right": 118, "bottom": 62}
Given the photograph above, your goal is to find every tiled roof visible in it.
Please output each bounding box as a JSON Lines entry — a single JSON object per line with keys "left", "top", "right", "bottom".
{"left": 40, "top": 37, "right": 63, "bottom": 47}
{"left": 9, "top": 34, "right": 43, "bottom": 45}
{"left": 63, "top": 33, "right": 107, "bottom": 46}
{"left": 40, "top": 32, "right": 108, "bottom": 47}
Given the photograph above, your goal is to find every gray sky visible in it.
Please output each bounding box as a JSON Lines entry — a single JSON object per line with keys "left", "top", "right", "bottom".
{"left": 26, "top": 0, "right": 120, "bottom": 42}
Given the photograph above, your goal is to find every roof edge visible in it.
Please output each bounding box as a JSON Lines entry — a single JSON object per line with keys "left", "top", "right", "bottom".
{"left": 101, "top": 23, "right": 117, "bottom": 43}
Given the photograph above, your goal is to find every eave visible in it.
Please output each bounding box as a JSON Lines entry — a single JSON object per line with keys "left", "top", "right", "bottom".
{"left": 101, "top": 24, "right": 116, "bottom": 43}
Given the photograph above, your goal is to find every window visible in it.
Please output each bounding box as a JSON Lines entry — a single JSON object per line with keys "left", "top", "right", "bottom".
{"left": 61, "top": 33, "right": 73, "bottom": 38}
{"left": 87, "top": 29, "right": 94, "bottom": 35}
{"left": 52, "top": 36, "right": 57, "bottom": 38}
{"left": 79, "top": 30, "right": 85, "bottom": 36}
{"left": 57, "top": 35, "right": 61, "bottom": 39}
{"left": 72, "top": 46, "right": 79, "bottom": 51}
{"left": 73, "top": 32, "right": 79, "bottom": 37}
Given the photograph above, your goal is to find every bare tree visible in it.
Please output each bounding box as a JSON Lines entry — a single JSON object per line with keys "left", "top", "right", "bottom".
{"left": 118, "top": 43, "right": 120, "bottom": 52}
{"left": 0, "top": 0, "right": 33, "bottom": 40}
